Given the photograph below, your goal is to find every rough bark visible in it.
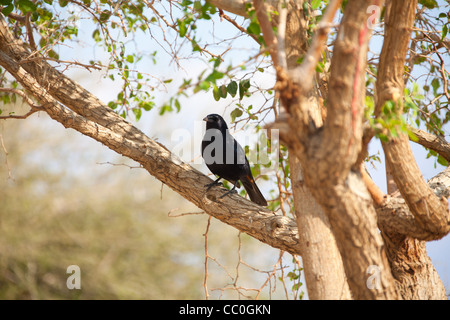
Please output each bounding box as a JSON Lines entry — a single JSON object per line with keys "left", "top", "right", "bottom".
{"left": 263, "top": 0, "right": 400, "bottom": 299}
{"left": 304, "top": 0, "right": 399, "bottom": 299}
{"left": 253, "top": 0, "right": 351, "bottom": 299}
{"left": 291, "top": 156, "right": 351, "bottom": 299}
{"left": 409, "top": 126, "right": 450, "bottom": 163}
{"left": 376, "top": 0, "right": 450, "bottom": 237}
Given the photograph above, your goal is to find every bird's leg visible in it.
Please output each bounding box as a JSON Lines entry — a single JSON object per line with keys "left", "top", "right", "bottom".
{"left": 205, "top": 177, "right": 223, "bottom": 191}
{"left": 219, "top": 181, "right": 238, "bottom": 199}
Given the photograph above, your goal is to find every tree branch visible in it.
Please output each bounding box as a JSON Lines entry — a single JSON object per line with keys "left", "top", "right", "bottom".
{"left": 409, "top": 126, "right": 450, "bottom": 162}
{"left": 208, "top": 0, "right": 277, "bottom": 17}
{"left": 375, "top": 0, "right": 450, "bottom": 237}
{"left": 377, "top": 167, "right": 450, "bottom": 240}
{"left": 289, "top": 0, "right": 342, "bottom": 93}
{"left": 253, "top": 0, "right": 280, "bottom": 67}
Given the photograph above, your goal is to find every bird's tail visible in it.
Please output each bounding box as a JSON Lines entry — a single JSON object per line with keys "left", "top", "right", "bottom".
{"left": 241, "top": 175, "right": 267, "bottom": 206}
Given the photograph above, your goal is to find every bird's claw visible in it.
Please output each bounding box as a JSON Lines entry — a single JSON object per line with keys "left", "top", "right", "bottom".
{"left": 219, "top": 189, "right": 237, "bottom": 199}
{"left": 205, "top": 180, "right": 223, "bottom": 192}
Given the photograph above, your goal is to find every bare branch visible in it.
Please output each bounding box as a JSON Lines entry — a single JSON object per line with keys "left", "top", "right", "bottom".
{"left": 289, "top": 0, "right": 342, "bottom": 92}
{"left": 409, "top": 126, "right": 450, "bottom": 162}
{"left": 253, "top": 0, "right": 280, "bottom": 67}
{"left": 25, "top": 13, "right": 36, "bottom": 52}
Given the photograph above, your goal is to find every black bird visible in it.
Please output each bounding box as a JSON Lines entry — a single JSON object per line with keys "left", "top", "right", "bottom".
{"left": 201, "top": 114, "right": 267, "bottom": 206}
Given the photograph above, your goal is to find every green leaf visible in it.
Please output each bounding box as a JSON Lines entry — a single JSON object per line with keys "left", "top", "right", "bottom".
{"left": 418, "top": 0, "right": 438, "bottom": 9}
{"left": 442, "top": 24, "right": 448, "bottom": 41}
{"left": 1, "top": 3, "right": 14, "bottom": 16}
{"left": 218, "top": 84, "right": 227, "bottom": 99}
{"left": 92, "top": 29, "right": 101, "bottom": 42}
{"left": 212, "top": 84, "right": 220, "bottom": 101}
{"left": 191, "top": 39, "right": 201, "bottom": 52}
{"left": 239, "top": 79, "right": 251, "bottom": 100}
{"left": 17, "top": 0, "right": 37, "bottom": 12}
{"left": 311, "top": 0, "right": 322, "bottom": 10}
{"left": 230, "top": 108, "right": 243, "bottom": 123}
{"left": 205, "top": 70, "right": 224, "bottom": 82}
{"left": 247, "top": 20, "right": 261, "bottom": 35}
{"left": 437, "top": 155, "right": 449, "bottom": 167}
{"left": 99, "top": 10, "right": 112, "bottom": 22}
{"left": 108, "top": 101, "right": 117, "bottom": 110}
{"left": 199, "top": 81, "right": 210, "bottom": 90}
{"left": 174, "top": 99, "right": 181, "bottom": 112}
{"left": 431, "top": 78, "right": 440, "bottom": 95}
{"left": 177, "top": 19, "right": 187, "bottom": 37}
{"left": 133, "top": 107, "right": 142, "bottom": 121}
{"left": 227, "top": 81, "right": 238, "bottom": 97}
{"left": 140, "top": 101, "right": 154, "bottom": 111}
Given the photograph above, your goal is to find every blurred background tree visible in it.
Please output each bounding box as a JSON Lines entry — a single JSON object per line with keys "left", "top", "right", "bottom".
{"left": 0, "top": 102, "right": 299, "bottom": 299}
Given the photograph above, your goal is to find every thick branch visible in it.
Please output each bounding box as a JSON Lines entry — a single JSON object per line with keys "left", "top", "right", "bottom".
{"left": 409, "top": 126, "right": 450, "bottom": 162}
{"left": 208, "top": 0, "right": 277, "bottom": 17}
{"left": 375, "top": 0, "right": 450, "bottom": 238}
{"left": 377, "top": 166, "right": 450, "bottom": 239}
{"left": 289, "top": 0, "right": 342, "bottom": 93}
{"left": 253, "top": 0, "right": 280, "bottom": 67}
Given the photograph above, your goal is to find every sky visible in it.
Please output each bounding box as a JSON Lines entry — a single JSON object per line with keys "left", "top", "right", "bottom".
{"left": 20, "top": 0, "right": 450, "bottom": 295}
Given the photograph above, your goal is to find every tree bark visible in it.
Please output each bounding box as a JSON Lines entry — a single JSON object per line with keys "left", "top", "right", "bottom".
{"left": 259, "top": 0, "right": 400, "bottom": 299}
{"left": 253, "top": 0, "right": 351, "bottom": 299}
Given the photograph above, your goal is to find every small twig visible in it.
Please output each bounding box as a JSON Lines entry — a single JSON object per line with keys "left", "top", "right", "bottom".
{"left": 0, "top": 88, "right": 42, "bottom": 120}
{"left": 25, "top": 13, "right": 37, "bottom": 52}
{"left": 203, "top": 216, "right": 212, "bottom": 300}
{"left": 289, "top": 0, "right": 342, "bottom": 91}
{"left": 0, "top": 87, "right": 39, "bottom": 108}
{"left": 96, "top": 161, "right": 143, "bottom": 169}
{"left": 0, "top": 134, "right": 14, "bottom": 180}
{"left": 218, "top": 8, "right": 259, "bottom": 44}
{"left": 167, "top": 208, "right": 205, "bottom": 218}
{"left": 0, "top": 107, "right": 40, "bottom": 120}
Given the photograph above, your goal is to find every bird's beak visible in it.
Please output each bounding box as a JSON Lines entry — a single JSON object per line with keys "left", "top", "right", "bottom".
{"left": 203, "top": 116, "right": 209, "bottom": 122}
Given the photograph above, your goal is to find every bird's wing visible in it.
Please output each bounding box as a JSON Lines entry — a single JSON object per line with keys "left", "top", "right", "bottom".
{"left": 225, "top": 132, "right": 247, "bottom": 166}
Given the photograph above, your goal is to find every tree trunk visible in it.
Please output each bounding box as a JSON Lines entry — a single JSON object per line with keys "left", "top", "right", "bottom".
{"left": 265, "top": 0, "right": 351, "bottom": 299}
